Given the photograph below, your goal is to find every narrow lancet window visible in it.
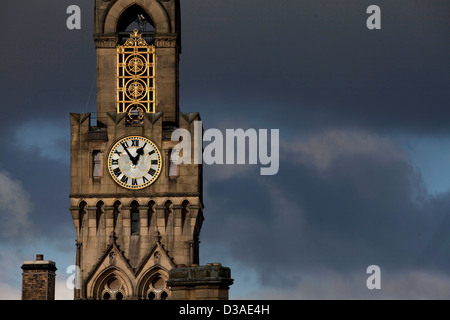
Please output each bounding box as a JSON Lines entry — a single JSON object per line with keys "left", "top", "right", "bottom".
{"left": 131, "top": 201, "right": 140, "bottom": 235}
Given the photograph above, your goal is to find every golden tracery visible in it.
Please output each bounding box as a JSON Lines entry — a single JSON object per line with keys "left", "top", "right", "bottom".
{"left": 117, "top": 29, "right": 155, "bottom": 125}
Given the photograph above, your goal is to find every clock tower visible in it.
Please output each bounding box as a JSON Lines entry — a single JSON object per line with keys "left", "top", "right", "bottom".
{"left": 69, "top": 0, "right": 232, "bottom": 300}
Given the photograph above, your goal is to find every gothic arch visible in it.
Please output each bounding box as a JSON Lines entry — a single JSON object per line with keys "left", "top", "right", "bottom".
{"left": 130, "top": 200, "right": 140, "bottom": 235}
{"left": 181, "top": 200, "right": 190, "bottom": 230}
{"left": 127, "top": 199, "right": 140, "bottom": 207}
{"left": 113, "top": 200, "right": 122, "bottom": 231}
{"left": 96, "top": 201, "right": 105, "bottom": 231}
{"left": 77, "top": 199, "right": 88, "bottom": 208}
{"left": 164, "top": 200, "right": 173, "bottom": 230}
{"left": 91, "top": 267, "right": 134, "bottom": 300}
{"left": 148, "top": 200, "right": 156, "bottom": 230}
{"left": 78, "top": 201, "right": 87, "bottom": 229}
{"left": 137, "top": 266, "right": 170, "bottom": 300}
{"left": 104, "top": 0, "right": 171, "bottom": 34}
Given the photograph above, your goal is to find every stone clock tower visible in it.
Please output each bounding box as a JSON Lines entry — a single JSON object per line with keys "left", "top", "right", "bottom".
{"left": 69, "top": 0, "right": 232, "bottom": 300}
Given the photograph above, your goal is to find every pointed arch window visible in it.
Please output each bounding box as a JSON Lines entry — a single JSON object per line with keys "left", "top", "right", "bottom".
{"left": 131, "top": 201, "right": 140, "bottom": 235}
{"left": 96, "top": 201, "right": 105, "bottom": 231}
{"left": 79, "top": 201, "right": 87, "bottom": 230}
{"left": 99, "top": 274, "right": 126, "bottom": 300}
{"left": 144, "top": 272, "right": 170, "bottom": 300}
{"left": 113, "top": 201, "right": 122, "bottom": 231}
{"left": 148, "top": 200, "right": 156, "bottom": 230}
{"left": 181, "top": 200, "right": 189, "bottom": 230}
{"left": 164, "top": 200, "right": 173, "bottom": 230}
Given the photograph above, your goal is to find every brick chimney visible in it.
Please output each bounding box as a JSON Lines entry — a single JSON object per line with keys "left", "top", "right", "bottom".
{"left": 21, "top": 254, "right": 57, "bottom": 300}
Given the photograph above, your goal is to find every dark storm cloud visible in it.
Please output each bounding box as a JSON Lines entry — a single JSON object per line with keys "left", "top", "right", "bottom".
{"left": 201, "top": 132, "right": 450, "bottom": 290}
{"left": 181, "top": 0, "right": 450, "bottom": 134}
{"left": 1, "top": 0, "right": 448, "bottom": 134}
{"left": 0, "top": 0, "right": 93, "bottom": 243}
{"left": 0, "top": 0, "right": 95, "bottom": 133}
{"left": 0, "top": 130, "right": 73, "bottom": 243}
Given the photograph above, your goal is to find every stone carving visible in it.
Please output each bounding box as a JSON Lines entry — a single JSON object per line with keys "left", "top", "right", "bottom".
{"left": 154, "top": 230, "right": 162, "bottom": 244}
{"left": 109, "top": 231, "right": 118, "bottom": 245}
{"left": 154, "top": 38, "right": 177, "bottom": 48}
{"left": 109, "top": 252, "right": 117, "bottom": 266}
{"left": 94, "top": 37, "right": 118, "bottom": 48}
{"left": 154, "top": 251, "right": 161, "bottom": 264}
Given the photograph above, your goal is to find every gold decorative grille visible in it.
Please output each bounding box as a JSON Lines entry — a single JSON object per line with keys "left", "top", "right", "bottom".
{"left": 117, "top": 30, "right": 155, "bottom": 125}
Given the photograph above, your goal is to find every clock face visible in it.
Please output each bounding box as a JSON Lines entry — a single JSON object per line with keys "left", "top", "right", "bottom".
{"left": 108, "top": 136, "right": 162, "bottom": 190}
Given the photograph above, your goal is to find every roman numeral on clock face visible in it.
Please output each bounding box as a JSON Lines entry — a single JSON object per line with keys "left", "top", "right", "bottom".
{"left": 148, "top": 168, "right": 156, "bottom": 176}
{"left": 132, "top": 179, "right": 138, "bottom": 186}
{"left": 131, "top": 139, "right": 139, "bottom": 147}
{"left": 121, "top": 175, "right": 128, "bottom": 184}
{"left": 113, "top": 168, "right": 121, "bottom": 177}
{"left": 111, "top": 159, "right": 119, "bottom": 165}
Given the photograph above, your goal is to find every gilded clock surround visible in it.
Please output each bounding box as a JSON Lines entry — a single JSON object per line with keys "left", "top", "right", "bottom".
{"left": 117, "top": 30, "right": 156, "bottom": 125}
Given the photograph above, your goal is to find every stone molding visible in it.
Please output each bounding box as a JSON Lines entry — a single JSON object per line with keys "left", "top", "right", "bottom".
{"left": 94, "top": 36, "right": 119, "bottom": 48}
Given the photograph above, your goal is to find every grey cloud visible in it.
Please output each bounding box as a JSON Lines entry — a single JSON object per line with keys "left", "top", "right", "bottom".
{"left": 201, "top": 130, "right": 450, "bottom": 295}
{"left": 281, "top": 129, "right": 407, "bottom": 170}
{"left": 237, "top": 270, "right": 450, "bottom": 300}
{"left": 181, "top": 0, "right": 450, "bottom": 134}
{"left": 0, "top": 169, "right": 33, "bottom": 241}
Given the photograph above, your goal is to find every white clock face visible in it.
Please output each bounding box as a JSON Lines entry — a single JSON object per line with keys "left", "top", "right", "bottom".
{"left": 108, "top": 136, "right": 162, "bottom": 189}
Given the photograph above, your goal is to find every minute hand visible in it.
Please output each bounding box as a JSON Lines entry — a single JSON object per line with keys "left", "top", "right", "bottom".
{"left": 122, "top": 144, "right": 137, "bottom": 165}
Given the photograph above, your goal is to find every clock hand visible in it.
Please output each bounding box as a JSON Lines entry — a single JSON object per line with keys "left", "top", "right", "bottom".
{"left": 122, "top": 143, "right": 138, "bottom": 165}
{"left": 136, "top": 146, "right": 145, "bottom": 156}
{"left": 134, "top": 145, "right": 146, "bottom": 163}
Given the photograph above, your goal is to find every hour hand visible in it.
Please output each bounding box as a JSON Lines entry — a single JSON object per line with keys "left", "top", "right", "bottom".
{"left": 134, "top": 145, "right": 146, "bottom": 162}
{"left": 136, "top": 146, "right": 145, "bottom": 157}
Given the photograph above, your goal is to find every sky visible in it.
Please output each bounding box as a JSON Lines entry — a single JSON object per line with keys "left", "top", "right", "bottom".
{"left": 0, "top": 0, "right": 449, "bottom": 299}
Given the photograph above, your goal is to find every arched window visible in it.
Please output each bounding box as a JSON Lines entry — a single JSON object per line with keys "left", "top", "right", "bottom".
{"left": 181, "top": 200, "right": 189, "bottom": 230}
{"left": 79, "top": 201, "right": 87, "bottom": 230}
{"left": 113, "top": 201, "right": 122, "bottom": 231}
{"left": 164, "top": 201, "right": 172, "bottom": 230}
{"left": 148, "top": 200, "right": 156, "bottom": 230}
{"left": 131, "top": 201, "right": 140, "bottom": 235}
{"left": 96, "top": 201, "right": 105, "bottom": 231}
{"left": 99, "top": 274, "right": 126, "bottom": 300}
{"left": 117, "top": 5, "right": 155, "bottom": 44}
{"left": 144, "top": 273, "right": 169, "bottom": 300}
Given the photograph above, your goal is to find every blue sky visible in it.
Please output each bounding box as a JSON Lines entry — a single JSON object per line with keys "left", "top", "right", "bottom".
{"left": 400, "top": 137, "right": 450, "bottom": 195}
